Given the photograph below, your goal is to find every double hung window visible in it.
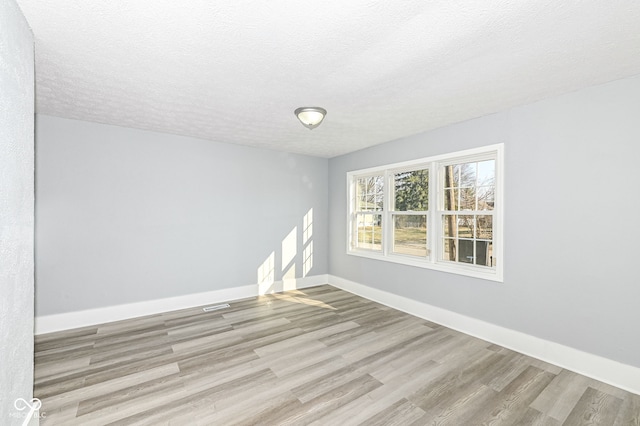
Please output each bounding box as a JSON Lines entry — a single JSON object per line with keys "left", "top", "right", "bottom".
{"left": 391, "top": 169, "right": 429, "bottom": 257}
{"left": 353, "top": 175, "right": 384, "bottom": 251}
{"left": 347, "top": 144, "right": 503, "bottom": 281}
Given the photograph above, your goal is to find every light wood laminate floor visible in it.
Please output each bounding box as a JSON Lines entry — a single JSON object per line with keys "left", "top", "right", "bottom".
{"left": 34, "top": 285, "right": 640, "bottom": 425}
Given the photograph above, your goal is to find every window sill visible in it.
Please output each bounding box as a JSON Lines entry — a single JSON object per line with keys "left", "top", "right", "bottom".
{"left": 347, "top": 249, "right": 503, "bottom": 282}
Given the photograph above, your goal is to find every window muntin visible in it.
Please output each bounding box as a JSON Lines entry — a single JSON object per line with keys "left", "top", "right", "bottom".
{"left": 347, "top": 144, "right": 503, "bottom": 281}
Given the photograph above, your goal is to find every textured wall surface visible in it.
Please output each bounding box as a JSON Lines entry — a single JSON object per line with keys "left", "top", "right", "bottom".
{"left": 0, "top": 0, "right": 35, "bottom": 424}
{"left": 329, "top": 74, "right": 640, "bottom": 368}
{"left": 35, "top": 116, "right": 328, "bottom": 316}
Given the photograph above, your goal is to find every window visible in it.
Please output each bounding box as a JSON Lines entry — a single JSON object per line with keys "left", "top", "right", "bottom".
{"left": 391, "top": 169, "right": 429, "bottom": 257}
{"left": 347, "top": 144, "right": 503, "bottom": 281}
{"left": 353, "top": 175, "right": 383, "bottom": 251}
{"left": 440, "top": 159, "right": 495, "bottom": 267}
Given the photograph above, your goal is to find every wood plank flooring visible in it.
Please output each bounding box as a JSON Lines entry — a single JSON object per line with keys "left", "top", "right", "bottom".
{"left": 34, "top": 285, "right": 640, "bottom": 425}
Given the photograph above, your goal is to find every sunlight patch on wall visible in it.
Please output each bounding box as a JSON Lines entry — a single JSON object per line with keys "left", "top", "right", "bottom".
{"left": 282, "top": 264, "right": 297, "bottom": 291}
{"left": 303, "top": 208, "right": 313, "bottom": 244}
{"left": 257, "top": 251, "right": 275, "bottom": 295}
{"left": 281, "top": 227, "right": 297, "bottom": 271}
{"left": 257, "top": 208, "right": 315, "bottom": 294}
{"left": 303, "top": 208, "right": 314, "bottom": 278}
{"left": 303, "top": 241, "right": 313, "bottom": 278}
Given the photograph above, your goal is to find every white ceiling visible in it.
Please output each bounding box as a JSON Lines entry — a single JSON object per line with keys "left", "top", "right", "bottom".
{"left": 16, "top": 0, "right": 640, "bottom": 158}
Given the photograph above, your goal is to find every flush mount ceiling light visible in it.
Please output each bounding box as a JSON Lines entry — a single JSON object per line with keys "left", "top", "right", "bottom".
{"left": 294, "top": 107, "right": 327, "bottom": 130}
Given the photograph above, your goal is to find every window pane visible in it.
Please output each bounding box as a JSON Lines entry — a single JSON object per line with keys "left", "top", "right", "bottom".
{"left": 443, "top": 214, "right": 457, "bottom": 238}
{"left": 458, "top": 239, "right": 474, "bottom": 264}
{"left": 477, "top": 186, "right": 495, "bottom": 211}
{"left": 375, "top": 193, "right": 384, "bottom": 210}
{"left": 444, "top": 188, "right": 458, "bottom": 211}
{"left": 477, "top": 160, "right": 495, "bottom": 186}
{"left": 443, "top": 165, "right": 458, "bottom": 189}
{"left": 476, "top": 241, "right": 493, "bottom": 266}
{"left": 476, "top": 215, "right": 493, "bottom": 239}
{"left": 459, "top": 187, "right": 476, "bottom": 210}
{"left": 393, "top": 215, "right": 427, "bottom": 257}
{"left": 356, "top": 176, "right": 383, "bottom": 211}
{"left": 458, "top": 215, "right": 474, "bottom": 238}
{"left": 356, "top": 214, "right": 382, "bottom": 251}
{"left": 443, "top": 238, "right": 456, "bottom": 261}
{"left": 394, "top": 169, "right": 428, "bottom": 211}
{"left": 459, "top": 163, "right": 476, "bottom": 187}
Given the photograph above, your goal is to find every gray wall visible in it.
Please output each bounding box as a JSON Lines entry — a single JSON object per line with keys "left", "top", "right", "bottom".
{"left": 0, "top": 0, "right": 35, "bottom": 422}
{"left": 36, "top": 115, "right": 328, "bottom": 316}
{"left": 329, "top": 74, "right": 640, "bottom": 368}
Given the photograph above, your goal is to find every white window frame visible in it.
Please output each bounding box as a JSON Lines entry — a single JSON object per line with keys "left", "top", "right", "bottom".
{"left": 346, "top": 144, "right": 504, "bottom": 282}
{"left": 351, "top": 173, "right": 385, "bottom": 252}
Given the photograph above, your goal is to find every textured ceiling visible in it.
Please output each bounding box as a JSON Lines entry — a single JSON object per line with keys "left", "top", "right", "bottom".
{"left": 16, "top": 0, "right": 640, "bottom": 158}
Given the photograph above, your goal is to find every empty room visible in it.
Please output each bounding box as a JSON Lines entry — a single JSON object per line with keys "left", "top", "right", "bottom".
{"left": 2, "top": 0, "right": 640, "bottom": 424}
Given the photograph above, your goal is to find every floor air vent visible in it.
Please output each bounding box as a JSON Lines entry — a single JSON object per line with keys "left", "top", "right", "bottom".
{"left": 202, "top": 303, "right": 230, "bottom": 312}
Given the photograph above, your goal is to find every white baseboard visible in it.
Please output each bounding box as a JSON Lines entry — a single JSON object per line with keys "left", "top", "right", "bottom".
{"left": 35, "top": 274, "right": 328, "bottom": 335}
{"left": 328, "top": 274, "right": 640, "bottom": 396}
